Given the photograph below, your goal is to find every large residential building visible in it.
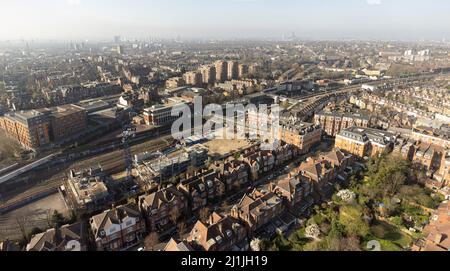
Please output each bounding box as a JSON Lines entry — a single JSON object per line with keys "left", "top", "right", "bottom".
{"left": 0, "top": 109, "right": 51, "bottom": 149}
{"left": 90, "top": 203, "right": 145, "bottom": 251}
{"left": 183, "top": 71, "right": 203, "bottom": 87}
{"left": 143, "top": 102, "right": 189, "bottom": 126}
{"left": 413, "top": 142, "right": 444, "bottom": 172}
{"left": 227, "top": 61, "right": 239, "bottom": 80}
{"left": 139, "top": 186, "right": 188, "bottom": 232}
{"left": 335, "top": 127, "right": 396, "bottom": 158}
{"left": 187, "top": 212, "right": 247, "bottom": 251}
{"left": 437, "top": 154, "right": 450, "bottom": 184}
{"left": 314, "top": 111, "right": 372, "bottom": 137}
{"left": 200, "top": 65, "right": 216, "bottom": 84}
{"left": 166, "top": 77, "right": 186, "bottom": 89}
{"left": 215, "top": 79, "right": 256, "bottom": 93}
{"left": 215, "top": 61, "right": 228, "bottom": 83}
{"left": 411, "top": 127, "right": 450, "bottom": 149}
{"left": 238, "top": 64, "right": 249, "bottom": 79}
{"left": 49, "top": 104, "right": 87, "bottom": 141}
{"left": 279, "top": 122, "right": 322, "bottom": 154}
{"left": 0, "top": 104, "right": 87, "bottom": 149}
{"left": 26, "top": 222, "right": 87, "bottom": 251}
{"left": 230, "top": 189, "right": 284, "bottom": 233}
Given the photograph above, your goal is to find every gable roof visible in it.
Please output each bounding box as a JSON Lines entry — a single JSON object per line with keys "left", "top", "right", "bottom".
{"left": 26, "top": 222, "right": 85, "bottom": 251}
{"left": 141, "top": 186, "right": 184, "bottom": 210}
{"left": 91, "top": 203, "right": 141, "bottom": 237}
{"left": 164, "top": 238, "right": 194, "bottom": 251}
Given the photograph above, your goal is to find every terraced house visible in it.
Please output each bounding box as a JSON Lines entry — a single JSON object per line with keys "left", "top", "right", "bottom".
{"left": 139, "top": 186, "right": 188, "bottom": 232}
{"left": 90, "top": 203, "right": 145, "bottom": 251}
{"left": 210, "top": 159, "right": 250, "bottom": 192}
{"left": 269, "top": 174, "right": 314, "bottom": 210}
{"left": 314, "top": 111, "right": 372, "bottom": 137}
{"left": 231, "top": 189, "right": 284, "bottom": 233}
{"left": 178, "top": 169, "right": 225, "bottom": 211}
{"left": 187, "top": 212, "right": 247, "bottom": 251}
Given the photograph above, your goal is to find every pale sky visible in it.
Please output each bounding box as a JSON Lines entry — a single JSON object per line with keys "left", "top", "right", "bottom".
{"left": 1, "top": 0, "right": 449, "bottom": 41}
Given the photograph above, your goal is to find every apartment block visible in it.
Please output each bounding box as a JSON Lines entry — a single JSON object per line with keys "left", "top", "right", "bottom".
{"left": 200, "top": 65, "right": 216, "bottom": 84}
{"left": 0, "top": 109, "right": 51, "bottom": 150}
{"left": 238, "top": 64, "right": 249, "bottom": 79}
{"left": 314, "top": 111, "right": 371, "bottom": 137}
{"left": 227, "top": 61, "right": 239, "bottom": 80}
{"left": 215, "top": 61, "right": 228, "bottom": 83}
{"left": 166, "top": 77, "right": 186, "bottom": 89}
{"left": 335, "top": 127, "right": 395, "bottom": 158}
{"left": 183, "top": 71, "right": 203, "bottom": 87}
{"left": 279, "top": 122, "right": 322, "bottom": 154}
{"left": 50, "top": 104, "right": 87, "bottom": 141}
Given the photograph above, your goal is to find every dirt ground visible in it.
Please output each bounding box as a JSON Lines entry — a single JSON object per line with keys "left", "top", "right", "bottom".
{"left": 203, "top": 138, "right": 252, "bottom": 158}
{"left": 0, "top": 193, "right": 69, "bottom": 241}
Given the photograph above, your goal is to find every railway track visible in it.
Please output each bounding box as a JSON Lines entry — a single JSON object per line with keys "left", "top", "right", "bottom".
{"left": 0, "top": 134, "right": 174, "bottom": 205}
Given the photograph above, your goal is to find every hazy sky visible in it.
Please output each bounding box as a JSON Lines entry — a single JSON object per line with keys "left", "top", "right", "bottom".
{"left": 1, "top": 0, "right": 450, "bottom": 41}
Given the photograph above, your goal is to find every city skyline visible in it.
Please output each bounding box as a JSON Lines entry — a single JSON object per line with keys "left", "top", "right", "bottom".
{"left": 1, "top": 0, "right": 450, "bottom": 41}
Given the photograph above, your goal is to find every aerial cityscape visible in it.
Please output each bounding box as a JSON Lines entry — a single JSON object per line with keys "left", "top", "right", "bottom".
{"left": 0, "top": 0, "right": 449, "bottom": 255}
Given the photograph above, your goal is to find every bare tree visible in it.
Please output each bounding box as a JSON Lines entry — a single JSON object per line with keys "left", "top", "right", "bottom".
{"left": 15, "top": 216, "right": 29, "bottom": 241}
{"left": 199, "top": 207, "right": 210, "bottom": 224}
{"left": 385, "top": 171, "right": 406, "bottom": 197}
{"left": 45, "top": 209, "right": 54, "bottom": 228}
{"left": 169, "top": 208, "right": 180, "bottom": 225}
{"left": 144, "top": 232, "right": 160, "bottom": 251}
{"left": 177, "top": 221, "right": 187, "bottom": 237}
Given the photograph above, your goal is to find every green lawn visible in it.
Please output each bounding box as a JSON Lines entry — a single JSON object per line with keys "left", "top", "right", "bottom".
{"left": 370, "top": 221, "right": 412, "bottom": 250}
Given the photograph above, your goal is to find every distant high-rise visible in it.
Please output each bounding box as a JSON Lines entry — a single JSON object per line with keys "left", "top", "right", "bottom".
{"left": 117, "top": 45, "right": 123, "bottom": 55}
{"left": 238, "top": 64, "right": 249, "bottom": 79}
{"left": 183, "top": 71, "right": 202, "bottom": 87}
{"left": 215, "top": 61, "right": 228, "bottom": 83}
{"left": 200, "top": 65, "right": 216, "bottom": 84}
{"left": 227, "top": 61, "right": 239, "bottom": 80}
{"left": 114, "top": 35, "right": 121, "bottom": 43}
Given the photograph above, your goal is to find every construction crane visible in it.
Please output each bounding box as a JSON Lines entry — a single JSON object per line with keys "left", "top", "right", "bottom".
{"left": 122, "top": 112, "right": 136, "bottom": 182}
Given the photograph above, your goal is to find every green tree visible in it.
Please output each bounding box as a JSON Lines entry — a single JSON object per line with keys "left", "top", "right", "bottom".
{"left": 51, "top": 210, "right": 67, "bottom": 228}
{"left": 339, "top": 205, "right": 370, "bottom": 237}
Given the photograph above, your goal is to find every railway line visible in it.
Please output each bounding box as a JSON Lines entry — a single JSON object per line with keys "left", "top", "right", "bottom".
{"left": 0, "top": 134, "right": 174, "bottom": 206}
